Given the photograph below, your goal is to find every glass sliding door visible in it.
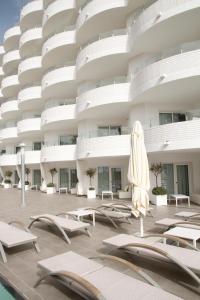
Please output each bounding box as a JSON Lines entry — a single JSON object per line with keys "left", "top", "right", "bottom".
{"left": 60, "top": 168, "right": 69, "bottom": 188}
{"left": 176, "top": 165, "right": 189, "bottom": 195}
{"left": 161, "top": 164, "right": 174, "bottom": 195}
{"left": 111, "top": 168, "right": 122, "bottom": 192}
{"left": 70, "top": 169, "right": 78, "bottom": 188}
{"left": 33, "top": 170, "right": 41, "bottom": 186}
{"left": 98, "top": 167, "right": 122, "bottom": 193}
{"left": 98, "top": 167, "right": 109, "bottom": 194}
{"left": 159, "top": 113, "right": 172, "bottom": 125}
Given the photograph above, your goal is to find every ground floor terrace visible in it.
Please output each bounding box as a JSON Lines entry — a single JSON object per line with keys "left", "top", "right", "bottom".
{"left": 0, "top": 189, "right": 199, "bottom": 300}
{"left": 0, "top": 150, "right": 200, "bottom": 202}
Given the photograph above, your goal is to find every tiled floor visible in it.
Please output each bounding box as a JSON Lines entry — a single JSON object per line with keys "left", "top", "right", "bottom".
{"left": 0, "top": 188, "right": 199, "bottom": 300}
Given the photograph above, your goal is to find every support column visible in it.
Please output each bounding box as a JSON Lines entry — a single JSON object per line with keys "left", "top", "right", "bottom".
{"left": 0, "top": 167, "right": 5, "bottom": 184}
{"left": 76, "top": 160, "right": 85, "bottom": 196}
{"left": 40, "top": 163, "right": 47, "bottom": 192}
{"left": 16, "top": 164, "right": 21, "bottom": 188}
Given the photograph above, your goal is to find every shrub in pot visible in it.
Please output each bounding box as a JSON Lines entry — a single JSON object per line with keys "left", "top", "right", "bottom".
{"left": 150, "top": 164, "right": 167, "bottom": 206}
{"left": 25, "top": 180, "right": 30, "bottom": 191}
{"left": 46, "top": 181, "right": 56, "bottom": 194}
{"left": 86, "top": 169, "right": 96, "bottom": 199}
{"left": 4, "top": 171, "right": 12, "bottom": 189}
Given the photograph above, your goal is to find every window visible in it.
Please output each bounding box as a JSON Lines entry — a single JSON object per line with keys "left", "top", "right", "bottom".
{"left": 1, "top": 149, "right": 6, "bottom": 155}
{"left": 15, "top": 147, "right": 20, "bottom": 154}
{"left": 33, "top": 142, "right": 41, "bottom": 151}
{"left": 159, "top": 113, "right": 186, "bottom": 125}
{"left": 98, "top": 126, "right": 121, "bottom": 137}
{"left": 59, "top": 136, "right": 77, "bottom": 145}
{"left": 70, "top": 169, "right": 78, "bottom": 188}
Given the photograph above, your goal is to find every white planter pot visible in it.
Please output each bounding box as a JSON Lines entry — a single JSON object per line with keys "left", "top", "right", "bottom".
{"left": 87, "top": 189, "right": 96, "bottom": 199}
{"left": 151, "top": 194, "right": 167, "bottom": 206}
{"left": 46, "top": 187, "right": 56, "bottom": 194}
{"left": 4, "top": 183, "right": 11, "bottom": 189}
{"left": 25, "top": 185, "right": 29, "bottom": 191}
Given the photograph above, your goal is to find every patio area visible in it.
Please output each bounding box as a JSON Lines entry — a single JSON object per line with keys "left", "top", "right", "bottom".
{"left": 0, "top": 189, "right": 199, "bottom": 300}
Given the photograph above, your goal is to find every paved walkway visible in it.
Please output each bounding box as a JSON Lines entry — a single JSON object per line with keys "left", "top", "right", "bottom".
{"left": 0, "top": 188, "right": 199, "bottom": 300}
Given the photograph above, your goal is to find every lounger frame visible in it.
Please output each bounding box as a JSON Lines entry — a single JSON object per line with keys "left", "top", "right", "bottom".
{"left": 28, "top": 214, "right": 91, "bottom": 244}
{"left": 0, "top": 221, "right": 40, "bottom": 263}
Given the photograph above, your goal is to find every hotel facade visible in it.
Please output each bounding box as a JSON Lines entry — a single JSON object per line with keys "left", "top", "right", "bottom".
{"left": 0, "top": 0, "right": 200, "bottom": 197}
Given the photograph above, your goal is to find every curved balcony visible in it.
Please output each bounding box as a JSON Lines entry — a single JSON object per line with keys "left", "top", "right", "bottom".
{"left": 43, "top": 0, "right": 76, "bottom": 38}
{"left": 41, "top": 104, "right": 76, "bottom": 130}
{"left": 77, "top": 78, "right": 130, "bottom": 119}
{"left": 3, "top": 26, "right": 21, "bottom": 51}
{"left": 131, "top": 46, "right": 200, "bottom": 105}
{"left": 77, "top": 0, "right": 128, "bottom": 44}
{"left": 19, "top": 27, "right": 42, "bottom": 58}
{"left": 0, "top": 127, "right": 18, "bottom": 143}
{"left": 0, "top": 154, "right": 17, "bottom": 166}
{"left": 0, "top": 46, "right": 5, "bottom": 64}
{"left": 2, "top": 50, "right": 20, "bottom": 74}
{"left": 42, "top": 29, "right": 76, "bottom": 67}
{"left": 18, "top": 56, "right": 42, "bottom": 84}
{"left": 17, "top": 150, "right": 41, "bottom": 165}
{"left": 1, "top": 100, "right": 19, "bottom": 119}
{"left": 17, "top": 118, "right": 41, "bottom": 137}
{"left": 76, "top": 32, "right": 128, "bottom": 80}
{"left": 42, "top": 64, "right": 76, "bottom": 99}
{"left": 77, "top": 134, "right": 130, "bottom": 159}
{"left": 1, "top": 75, "right": 20, "bottom": 98}
{"left": 18, "top": 85, "right": 42, "bottom": 111}
{"left": 145, "top": 119, "right": 200, "bottom": 153}
{"left": 129, "top": 0, "right": 200, "bottom": 55}
{"left": 41, "top": 144, "right": 76, "bottom": 163}
{"left": 20, "top": 0, "right": 43, "bottom": 31}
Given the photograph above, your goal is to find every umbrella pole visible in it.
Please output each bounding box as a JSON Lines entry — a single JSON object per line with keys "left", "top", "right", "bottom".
{"left": 140, "top": 215, "right": 144, "bottom": 237}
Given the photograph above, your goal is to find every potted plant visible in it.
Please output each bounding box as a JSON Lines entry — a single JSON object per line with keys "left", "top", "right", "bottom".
{"left": 86, "top": 168, "right": 96, "bottom": 199}
{"left": 4, "top": 170, "right": 12, "bottom": 189}
{"left": 25, "top": 168, "right": 30, "bottom": 191}
{"left": 150, "top": 163, "right": 167, "bottom": 206}
{"left": 46, "top": 168, "right": 57, "bottom": 194}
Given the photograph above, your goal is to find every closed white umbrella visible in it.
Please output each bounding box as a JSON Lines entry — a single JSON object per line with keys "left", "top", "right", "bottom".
{"left": 128, "top": 121, "right": 150, "bottom": 237}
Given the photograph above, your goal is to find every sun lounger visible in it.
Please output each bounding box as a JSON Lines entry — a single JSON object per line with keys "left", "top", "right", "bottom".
{"left": 175, "top": 211, "right": 200, "bottom": 220}
{"left": 101, "top": 202, "right": 153, "bottom": 216}
{"left": 164, "top": 226, "right": 200, "bottom": 249}
{"left": 35, "top": 251, "right": 182, "bottom": 300}
{"left": 28, "top": 214, "right": 91, "bottom": 244}
{"left": 0, "top": 221, "right": 39, "bottom": 263}
{"left": 82, "top": 206, "right": 132, "bottom": 228}
{"left": 103, "top": 233, "right": 200, "bottom": 284}
{"left": 155, "top": 218, "right": 200, "bottom": 230}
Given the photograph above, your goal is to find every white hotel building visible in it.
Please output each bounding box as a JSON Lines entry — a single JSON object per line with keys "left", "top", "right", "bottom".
{"left": 0, "top": 0, "right": 200, "bottom": 197}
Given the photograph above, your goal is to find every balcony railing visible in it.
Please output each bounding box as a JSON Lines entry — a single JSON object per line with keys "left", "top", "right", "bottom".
{"left": 141, "top": 112, "right": 200, "bottom": 129}
{"left": 44, "top": 25, "right": 76, "bottom": 42}
{"left": 80, "top": 28, "right": 127, "bottom": 50}
{"left": 45, "top": 98, "right": 76, "bottom": 109}
{"left": 132, "top": 40, "right": 200, "bottom": 77}
{"left": 78, "top": 76, "right": 128, "bottom": 94}
{"left": 78, "top": 127, "right": 130, "bottom": 139}
{"left": 44, "top": 60, "right": 75, "bottom": 74}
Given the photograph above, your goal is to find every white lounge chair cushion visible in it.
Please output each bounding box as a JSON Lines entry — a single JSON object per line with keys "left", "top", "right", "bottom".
{"left": 0, "top": 221, "right": 37, "bottom": 248}
{"left": 31, "top": 214, "right": 90, "bottom": 232}
{"left": 156, "top": 218, "right": 200, "bottom": 229}
{"left": 175, "top": 211, "right": 200, "bottom": 218}
{"left": 38, "top": 251, "right": 182, "bottom": 300}
{"left": 103, "top": 234, "right": 200, "bottom": 274}
{"left": 95, "top": 210, "right": 131, "bottom": 219}
{"left": 84, "top": 267, "right": 181, "bottom": 300}
{"left": 38, "top": 251, "right": 102, "bottom": 275}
